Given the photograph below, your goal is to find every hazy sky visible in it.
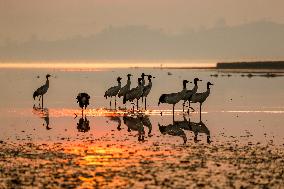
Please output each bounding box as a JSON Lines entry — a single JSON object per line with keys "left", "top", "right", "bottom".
{"left": 1, "top": 0, "right": 284, "bottom": 43}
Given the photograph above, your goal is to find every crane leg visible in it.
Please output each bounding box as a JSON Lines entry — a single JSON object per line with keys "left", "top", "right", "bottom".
{"left": 136, "top": 99, "right": 139, "bottom": 110}
{"left": 182, "top": 101, "right": 185, "bottom": 112}
{"left": 199, "top": 103, "right": 202, "bottom": 120}
{"left": 172, "top": 104, "right": 175, "bottom": 122}
{"left": 82, "top": 109, "right": 84, "bottom": 117}
{"left": 115, "top": 96, "right": 117, "bottom": 110}
{"left": 41, "top": 95, "right": 43, "bottom": 109}
{"left": 145, "top": 98, "right": 147, "bottom": 110}
{"left": 109, "top": 99, "right": 112, "bottom": 110}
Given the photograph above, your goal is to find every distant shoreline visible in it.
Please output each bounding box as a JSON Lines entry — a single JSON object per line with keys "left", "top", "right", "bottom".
{"left": 216, "top": 61, "right": 284, "bottom": 69}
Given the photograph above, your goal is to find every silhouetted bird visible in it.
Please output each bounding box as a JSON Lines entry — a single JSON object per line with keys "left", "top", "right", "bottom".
{"left": 76, "top": 93, "right": 90, "bottom": 116}
{"left": 182, "top": 78, "right": 202, "bottom": 112}
{"left": 189, "top": 82, "right": 213, "bottom": 119}
{"left": 142, "top": 75, "right": 154, "bottom": 110}
{"left": 158, "top": 89, "right": 184, "bottom": 119}
{"left": 118, "top": 74, "right": 132, "bottom": 98}
{"left": 123, "top": 78, "right": 144, "bottom": 111}
{"left": 104, "top": 77, "right": 122, "bottom": 109}
{"left": 33, "top": 74, "right": 51, "bottom": 108}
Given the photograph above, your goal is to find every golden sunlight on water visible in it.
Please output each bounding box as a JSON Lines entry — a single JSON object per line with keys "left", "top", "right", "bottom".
{"left": 60, "top": 143, "right": 177, "bottom": 188}
{"left": 22, "top": 107, "right": 284, "bottom": 118}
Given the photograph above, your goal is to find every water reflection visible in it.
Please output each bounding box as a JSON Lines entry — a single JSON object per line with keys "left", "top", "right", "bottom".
{"left": 32, "top": 105, "right": 51, "bottom": 130}
{"left": 77, "top": 116, "right": 90, "bottom": 133}
{"left": 106, "top": 116, "right": 122, "bottom": 131}
{"left": 141, "top": 115, "right": 152, "bottom": 137}
{"left": 159, "top": 122, "right": 187, "bottom": 144}
{"left": 123, "top": 115, "right": 145, "bottom": 141}
{"left": 159, "top": 115, "right": 211, "bottom": 144}
{"left": 176, "top": 116, "right": 211, "bottom": 143}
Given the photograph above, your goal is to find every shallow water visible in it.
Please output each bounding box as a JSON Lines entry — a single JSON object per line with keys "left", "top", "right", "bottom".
{"left": 0, "top": 67, "right": 283, "bottom": 145}
{"left": 0, "top": 66, "right": 284, "bottom": 188}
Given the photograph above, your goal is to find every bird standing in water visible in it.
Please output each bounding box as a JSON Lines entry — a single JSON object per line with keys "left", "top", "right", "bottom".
{"left": 142, "top": 75, "right": 154, "bottom": 110}
{"left": 189, "top": 82, "right": 213, "bottom": 120}
{"left": 123, "top": 78, "right": 144, "bottom": 112}
{"left": 33, "top": 74, "right": 51, "bottom": 109}
{"left": 104, "top": 77, "right": 122, "bottom": 109}
{"left": 182, "top": 78, "right": 202, "bottom": 112}
{"left": 76, "top": 93, "right": 90, "bottom": 117}
{"left": 118, "top": 74, "right": 132, "bottom": 98}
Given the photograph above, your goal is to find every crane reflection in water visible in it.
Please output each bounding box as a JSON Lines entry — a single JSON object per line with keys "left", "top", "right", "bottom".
{"left": 32, "top": 104, "right": 51, "bottom": 130}
{"left": 104, "top": 113, "right": 152, "bottom": 141}
{"left": 159, "top": 114, "right": 211, "bottom": 144}
{"left": 77, "top": 116, "right": 90, "bottom": 133}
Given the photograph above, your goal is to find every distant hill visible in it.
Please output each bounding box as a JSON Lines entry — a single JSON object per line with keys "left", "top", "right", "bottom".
{"left": 1, "top": 21, "right": 284, "bottom": 61}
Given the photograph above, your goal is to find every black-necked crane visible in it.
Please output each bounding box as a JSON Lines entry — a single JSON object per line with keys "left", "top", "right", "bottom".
{"left": 182, "top": 78, "right": 202, "bottom": 112}
{"left": 142, "top": 75, "right": 154, "bottom": 110}
{"left": 141, "top": 73, "right": 147, "bottom": 87}
{"left": 158, "top": 89, "right": 184, "bottom": 120}
{"left": 189, "top": 82, "right": 213, "bottom": 119}
{"left": 104, "top": 77, "right": 122, "bottom": 109}
{"left": 123, "top": 78, "right": 143, "bottom": 112}
{"left": 33, "top": 74, "right": 51, "bottom": 108}
{"left": 118, "top": 74, "right": 132, "bottom": 98}
{"left": 76, "top": 93, "right": 90, "bottom": 117}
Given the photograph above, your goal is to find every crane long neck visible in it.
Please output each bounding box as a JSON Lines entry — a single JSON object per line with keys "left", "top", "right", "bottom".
{"left": 127, "top": 79, "right": 131, "bottom": 86}
{"left": 207, "top": 84, "right": 211, "bottom": 90}
{"left": 183, "top": 82, "right": 187, "bottom": 89}
{"left": 192, "top": 85, "right": 198, "bottom": 93}
{"left": 45, "top": 78, "right": 49, "bottom": 87}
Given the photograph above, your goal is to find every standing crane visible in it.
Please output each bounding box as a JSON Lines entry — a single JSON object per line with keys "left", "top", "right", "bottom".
{"left": 76, "top": 93, "right": 90, "bottom": 117}
{"left": 158, "top": 91, "right": 183, "bottom": 120}
{"left": 118, "top": 74, "right": 132, "bottom": 99}
{"left": 123, "top": 78, "right": 143, "bottom": 112}
{"left": 33, "top": 74, "right": 51, "bottom": 109}
{"left": 182, "top": 78, "right": 202, "bottom": 112}
{"left": 104, "top": 77, "right": 122, "bottom": 109}
{"left": 142, "top": 75, "right": 154, "bottom": 110}
{"left": 189, "top": 82, "right": 213, "bottom": 120}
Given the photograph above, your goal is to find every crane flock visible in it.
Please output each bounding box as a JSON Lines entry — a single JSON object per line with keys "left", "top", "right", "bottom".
{"left": 32, "top": 73, "right": 213, "bottom": 117}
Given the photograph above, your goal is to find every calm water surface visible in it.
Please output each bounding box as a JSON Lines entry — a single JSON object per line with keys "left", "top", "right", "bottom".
{"left": 0, "top": 67, "right": 283, "bottom": 145}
